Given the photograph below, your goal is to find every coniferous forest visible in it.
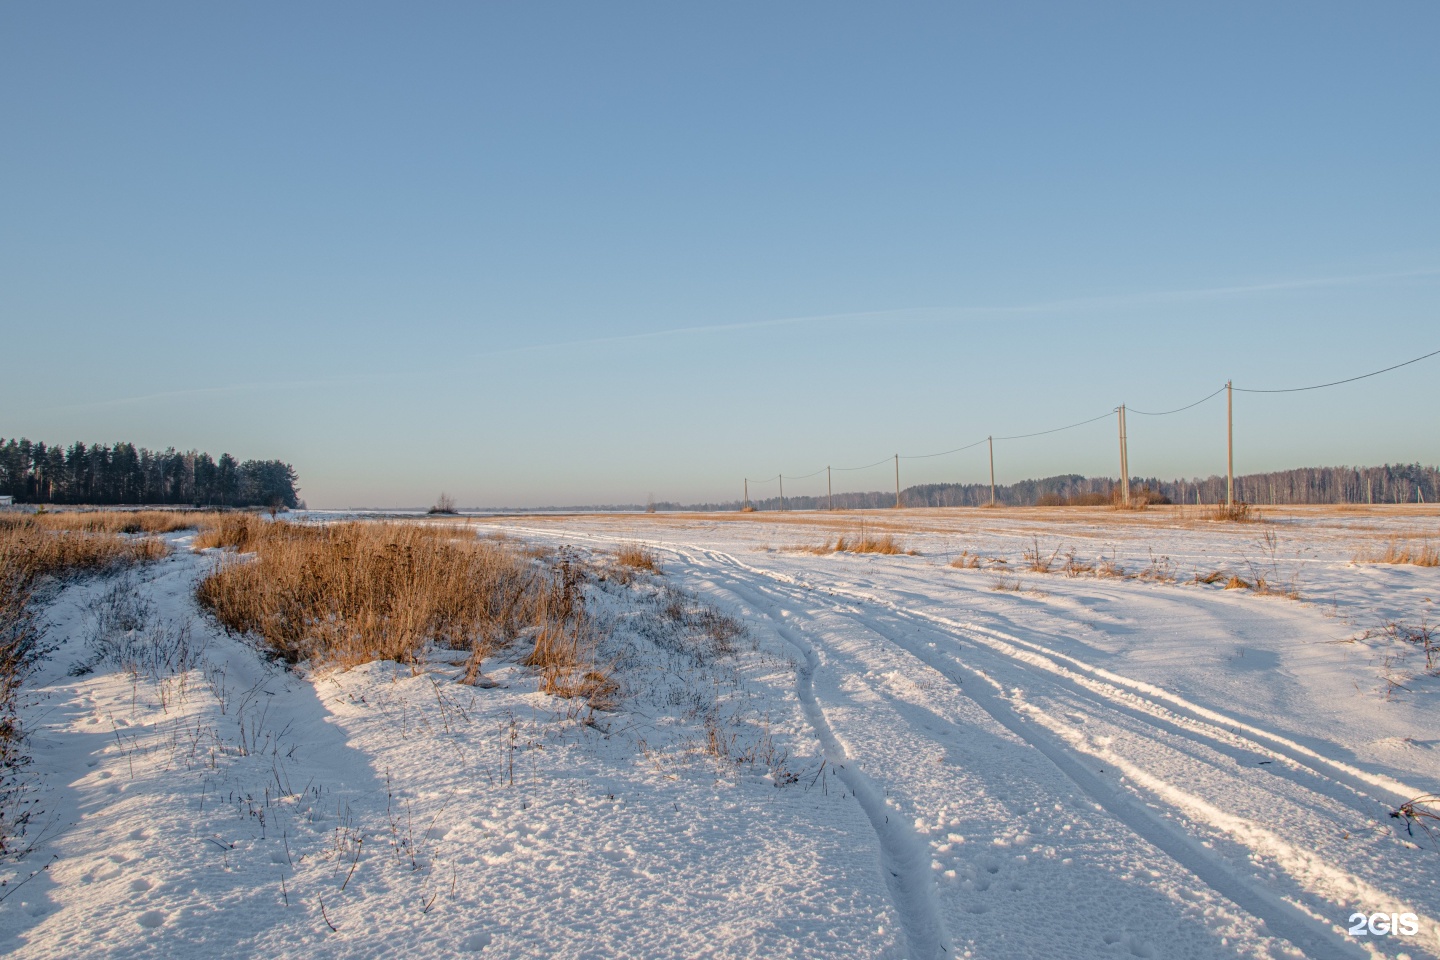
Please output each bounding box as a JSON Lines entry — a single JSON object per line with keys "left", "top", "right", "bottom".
{"left": 0, "top": 438, "right": 300, "bottom": 508}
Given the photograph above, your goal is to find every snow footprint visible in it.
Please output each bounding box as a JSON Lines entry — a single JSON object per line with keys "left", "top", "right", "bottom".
{"left": 459, "top": 931, "right": 492, "bottom": 952}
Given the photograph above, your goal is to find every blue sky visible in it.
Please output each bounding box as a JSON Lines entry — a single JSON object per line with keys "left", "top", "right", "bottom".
{"left": 2, "top": 3, "right": 1437, "bottom": 508}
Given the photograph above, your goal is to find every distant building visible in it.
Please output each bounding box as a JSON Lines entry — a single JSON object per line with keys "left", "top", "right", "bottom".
{"left": 0, "top": 495, "right": 13, "bottom": 506}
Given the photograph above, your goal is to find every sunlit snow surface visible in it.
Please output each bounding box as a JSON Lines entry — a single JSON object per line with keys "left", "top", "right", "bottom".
{"left": 4, "top": 506, "right": 1439, "bottom": 959}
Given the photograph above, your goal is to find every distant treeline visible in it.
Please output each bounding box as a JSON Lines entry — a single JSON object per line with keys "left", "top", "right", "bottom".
{"left": 721, "top": 463, "right": 1439, "bottom": 511}
{"left": 0, "top": 438, "right": 300, "bottom": 508}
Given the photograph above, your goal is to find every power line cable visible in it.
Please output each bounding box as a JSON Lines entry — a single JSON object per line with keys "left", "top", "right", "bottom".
{"left": 832, "top": 456, "right": 894, "bottom": 473}
{"left": 900, "top": 437, "right": 990, "bottom": 460}
{"left": 1128, "top": 385, "right": 1227, "bottom": 416}
{"left": 992, "top": 409, "right": 1116, "bottom": 442}
{"left": 1234, "top": 347, "right": 1440, "bottom": 394}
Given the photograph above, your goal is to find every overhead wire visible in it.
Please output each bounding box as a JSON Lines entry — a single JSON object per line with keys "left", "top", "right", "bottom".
{"left": 1127, "top": 385, "right": 1227, "bottom": 416}
{"left": 1234, "top": 346, "right": 1440, "bottom": 393}
{"left": 991, "top": 409, "right": 1117, "bottom": 442}
{"left": 743, "top": 346, "right": 1438, "bottom": 498}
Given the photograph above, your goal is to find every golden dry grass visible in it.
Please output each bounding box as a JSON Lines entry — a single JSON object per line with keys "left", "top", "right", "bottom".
{"left": 1353, "top": 535, "right": 1440, "bottom": 567}
{"left": 0, "top": 517, "right": 169, "bottom": 581}
{"left": 195, "top": 521, "right": 609, "bottom": 703}
{"left": 6, "top": 509, "right": 229, "bottom": 535}
{"left": 615, "top": 543, "right": 662, "bottom": 573}
{"left": 805, "top": 533, "right": 910, "bottom": 555}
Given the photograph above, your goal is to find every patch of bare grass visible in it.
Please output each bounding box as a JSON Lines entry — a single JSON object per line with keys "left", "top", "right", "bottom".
{"left": 615, "top": 543, "right": 662, "bottom": 573}
{"left": 196, "top": 522, "right": 608, "bottom": 706}
{"left": 1353, "top": 535, "right": 1440, "bottom": 567}
{"left": 806, "top": 530, "right": 912, "bottom": 556}
{"left": 10, "top": 509, "right": 227, "bottom": 536}
{"left": 1203, "top": 501, "right": 1261, "bottom": 523}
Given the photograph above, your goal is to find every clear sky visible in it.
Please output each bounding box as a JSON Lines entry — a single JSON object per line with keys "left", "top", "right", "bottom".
{"left": 2, "top": 3, "right": 1437, "bottom": 508}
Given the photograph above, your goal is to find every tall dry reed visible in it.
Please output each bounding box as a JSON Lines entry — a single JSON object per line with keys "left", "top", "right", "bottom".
{"left": 195, "top": 522, "right": 604, "bottom": 699}
{"left": 6, "top": 509, "right": 229, "bottom": 536}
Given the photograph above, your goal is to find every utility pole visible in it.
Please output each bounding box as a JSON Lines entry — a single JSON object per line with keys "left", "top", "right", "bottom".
{"left": 779, "top": 475, "right": 785, "bottom": 512}
{"left": 988, "top": 436, "right": 996, "bottom": 506}
{"left": 1117, "top": 404, "right": 1130, "bottom": 506}
{"left": 743, "top": 478, "right": 749, "bottom": 511}
{"left": 894, "top": 454, "right": 901, "bottom": 509}
{"left": 1226, "top": 380, "right": 1234, "bottom": 507}
{"left": 827, "top": 466, "right": 833, "bottom": 512}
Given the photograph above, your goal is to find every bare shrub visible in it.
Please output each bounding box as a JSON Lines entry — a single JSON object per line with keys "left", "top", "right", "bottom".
{"left": 428, "top": 493, "right": 458, "bottom": 516}
{"left": 1023, "top": 538, "right": 1060, "bottom": 573}
{"left": 1096, "top": 553, "right": 1125, "bottom": 578}
{"left": 0, "top": 563, "right": 48, "bottom": 857}
{"left": 1392, "top": 794, "right": 1440, "bottom": 844}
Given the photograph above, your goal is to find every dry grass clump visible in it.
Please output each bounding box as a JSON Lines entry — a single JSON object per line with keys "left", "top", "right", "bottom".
{"left": 196, "top": 522, "right": 609, "bottom": 705}
{"left": 1023, "top": 538, "right": 1060, "bottom": 573}
{"left": 950, "top": 551, "right": 982, "bottom": 569}
{"left": 193, "top": 513, "right": 268, "bottom": 551}
{"left": 1353, "top": 536, "right": 1440, "bottom": 567}
{"left": 807, "top": 529, "right": 913, "bottom": 556}
{"left": 1204, "top": 501, "right": 1260, "bottom": 523}
{"left": 615, "top": 543, "right": 662, "bottom": 573}
{"left": 0, "top": 518, "right": 169, "bottom": 580}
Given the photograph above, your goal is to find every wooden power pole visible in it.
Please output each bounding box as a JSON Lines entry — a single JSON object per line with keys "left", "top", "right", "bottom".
{"left": 1117, "top": 404, "right": 1130, "bottom": 506}
{"left": 1226, "top": 380, "right": 1234, "bottom": 507}
{"left": 743, "top": 478, "right": 749, "bottom": 510}
{"left": 894, "top": 454, "right": 901, "bottom": 509}
{"left": 779, "top": 475, "right": 785, "bottom": 512}
{"left": 827, "top": 466, "right": 833, "bottom": 511}
{"left": 988, "top": 436, "right": 996, "bottom": 506}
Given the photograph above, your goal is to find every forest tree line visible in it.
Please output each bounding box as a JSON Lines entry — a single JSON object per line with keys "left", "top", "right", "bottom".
{"left": 0, "top": 438, "right": 300, "bottom": 508}
{"left": 709, "top": 463, "right": 1439, "bottom": 512}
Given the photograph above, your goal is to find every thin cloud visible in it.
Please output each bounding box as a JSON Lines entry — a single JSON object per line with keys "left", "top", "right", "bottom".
{"left": 21, "top": 264, "right": 1438, "bottom": 413}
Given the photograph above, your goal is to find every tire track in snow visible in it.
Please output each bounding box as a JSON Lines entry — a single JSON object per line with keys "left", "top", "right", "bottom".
{"left": 686, "top": 548, "right": 1423, "bottom": 960}
{"left": 709, "top": 573, "right": 953, "bottom": 960}
{"left": 498, "top": 525, "right": 952, "bottom": 959}
{"left": 712, "top": 549, "right": 1428, "bottom": 811}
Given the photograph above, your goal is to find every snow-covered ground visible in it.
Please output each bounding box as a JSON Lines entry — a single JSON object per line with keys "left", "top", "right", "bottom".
{"left": 3, "top": 506, "right": 1439, "bottom": 959}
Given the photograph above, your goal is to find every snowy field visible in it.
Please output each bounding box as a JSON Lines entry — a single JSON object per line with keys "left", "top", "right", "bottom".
{"left": 3, "top": 505, "right": 1440, "bottom": 959}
